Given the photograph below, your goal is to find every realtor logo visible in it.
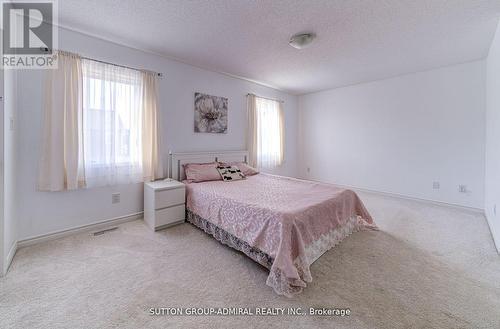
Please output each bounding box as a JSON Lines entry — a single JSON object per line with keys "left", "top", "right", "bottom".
{"left": 1, "top": 0, "right": 58, "bottom": 68}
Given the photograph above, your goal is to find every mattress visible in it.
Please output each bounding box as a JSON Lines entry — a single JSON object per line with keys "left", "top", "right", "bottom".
{"left": 185, "top": 173, "right": 376, "bottom": 297}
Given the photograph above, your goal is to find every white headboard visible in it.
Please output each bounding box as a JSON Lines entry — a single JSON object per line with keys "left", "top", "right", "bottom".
{"left": 170, "top": 150, "right": 249, "bottom": 181}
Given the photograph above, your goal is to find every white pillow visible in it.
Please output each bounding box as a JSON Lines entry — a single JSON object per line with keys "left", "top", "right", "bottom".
{"left": 216, "top": 165, "right": 246, "bottom": 181}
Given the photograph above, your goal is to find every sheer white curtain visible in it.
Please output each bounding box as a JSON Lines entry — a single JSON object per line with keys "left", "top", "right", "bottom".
{"left": 247, "top": 95, "right": 285, "bottom": 169}
{"left": 39, "top": 52, "right": 163, "bottom": 190}
{"left": 38, "top": 51, "right": 86, "bottom": 191}
{"left": 82, "top": 59, "right": 144, "bottom": 187}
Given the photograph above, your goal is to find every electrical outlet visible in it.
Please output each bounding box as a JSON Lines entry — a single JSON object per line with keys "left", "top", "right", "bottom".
{"left": 458, "top": 185, "right": 467, "bottom": 193}
{"left": 494, "top": 204, "right": 497, "bottom": 216}
{"left": 433, "top": 181, "right": 440, "bottom": 189}
{"left": 9, "top": 117, "right": 14, "bottom": 131}
{"left": 111, "top": 193, "right": 120, "bottom": 204}
{"left": 306, "top": 167, "right": 310, "bottom": 173}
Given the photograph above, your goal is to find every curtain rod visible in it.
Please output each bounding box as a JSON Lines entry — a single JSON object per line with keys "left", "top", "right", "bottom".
{"left": 41, "top": 48, "right": 163, "bottom": 77}
{"left": 246, "top": 93, "right": 284, "bottom": 103}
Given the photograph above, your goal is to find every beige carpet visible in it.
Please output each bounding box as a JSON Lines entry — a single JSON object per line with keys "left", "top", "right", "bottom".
{"left": 1, "top": 191, "right": 499, "bottom": 329}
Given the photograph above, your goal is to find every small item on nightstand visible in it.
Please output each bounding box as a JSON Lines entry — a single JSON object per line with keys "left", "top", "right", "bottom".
{"left": 144, "top": 179, "right": 186, "bottom": 231}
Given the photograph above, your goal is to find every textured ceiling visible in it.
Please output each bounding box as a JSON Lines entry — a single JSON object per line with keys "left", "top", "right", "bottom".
{"left": 58, "top": 0, "right": 500, "bottom": 95}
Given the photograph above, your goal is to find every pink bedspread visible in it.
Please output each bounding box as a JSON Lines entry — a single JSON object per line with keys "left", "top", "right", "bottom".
{"left": 185, "top": 174, "right": 376, "bottom": 296}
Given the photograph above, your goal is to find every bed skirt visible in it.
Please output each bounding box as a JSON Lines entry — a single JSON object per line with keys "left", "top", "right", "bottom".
{"left": 186, "top": 208, "right": 375, "bottom": 297}
{"left": 186, "top": 209, "right": 274, "bottom": 269}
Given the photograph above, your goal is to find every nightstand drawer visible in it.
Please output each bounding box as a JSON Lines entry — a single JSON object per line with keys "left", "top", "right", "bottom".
{"left": 155, "top": 188, "right": 185, "bottom": 209}
{"left": 155, "top": 204, "right": 185, "bottom": 228}
{"left": 144, "top": 179, "right": 185, "bottom": 231}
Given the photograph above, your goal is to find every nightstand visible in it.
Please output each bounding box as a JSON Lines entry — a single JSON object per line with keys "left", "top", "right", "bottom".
{"left": 144, "top": 179, "right": 186, "bottom": 231}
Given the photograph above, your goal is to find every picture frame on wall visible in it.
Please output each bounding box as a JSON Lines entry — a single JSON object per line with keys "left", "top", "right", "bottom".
{"left": 194, "top": 92, "right": 228, "bottom": 133}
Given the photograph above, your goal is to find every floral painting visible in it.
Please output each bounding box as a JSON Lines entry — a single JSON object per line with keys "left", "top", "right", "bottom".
{"left": 194, "top": 92, "right": 228, "bottom": 133}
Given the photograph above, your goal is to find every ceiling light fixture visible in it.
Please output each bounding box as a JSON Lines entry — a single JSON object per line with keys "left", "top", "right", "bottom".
{"left": 289, "top": 33, "right": 316, "bottom": 49}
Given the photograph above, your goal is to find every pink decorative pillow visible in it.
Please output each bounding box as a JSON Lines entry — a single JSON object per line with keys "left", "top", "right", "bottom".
{"left": 220, "top": 162, "right": 259, "bottom": 176}
{"left": 183, "top": 162, "right": 222, "bottom": 183}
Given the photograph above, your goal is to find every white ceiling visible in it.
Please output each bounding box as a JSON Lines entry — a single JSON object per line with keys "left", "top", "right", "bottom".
{"left": 59, "top": 0, "right": 500, "bottom": 95}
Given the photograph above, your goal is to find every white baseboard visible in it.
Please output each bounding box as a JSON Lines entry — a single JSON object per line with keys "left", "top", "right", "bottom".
{"left": 2, "top": 241, "right": 18, "bottom": 276}
{"left": 18, "top": 212, "right": 143, "bottom": 248}
{"left": 485, "top": 213, "right": 500, "bottom": 254}
{"left": 348, "top": 185, "right": 484, "bottom": 214}
{"left": 299, "top": 177, "right": 484, "bottom": 214}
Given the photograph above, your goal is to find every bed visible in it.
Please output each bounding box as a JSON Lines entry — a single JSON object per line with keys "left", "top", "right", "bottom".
{"left": 171, "top": 151, "right": 377, "bottom": 297}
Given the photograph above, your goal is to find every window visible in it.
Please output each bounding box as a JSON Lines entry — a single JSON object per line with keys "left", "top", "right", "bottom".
{"left": 255, "top": 96, "right": 284, "bottom": 168}
{"left": 82, "top": 59, "right": 143, "bottom": 187}
{"left": 38, "top": 51, "right": 161, "bottom": 192}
